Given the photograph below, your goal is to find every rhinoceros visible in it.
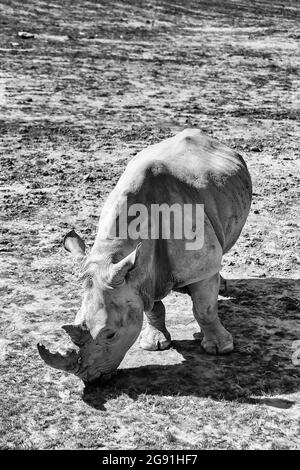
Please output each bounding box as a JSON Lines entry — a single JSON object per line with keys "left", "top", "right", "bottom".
{"left": 38, "top": 129, "right": 252, "bottom": 383}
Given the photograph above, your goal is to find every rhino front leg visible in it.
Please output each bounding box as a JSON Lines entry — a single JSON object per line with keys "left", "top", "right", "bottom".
{"left": 189, "top": 273, "right": 233, "bottom": 355}
{"left": 219, "top": 274, "right": 228, "bottom": 296}
{"left": 140, "top": 301, "right": 171, "bottom": 351}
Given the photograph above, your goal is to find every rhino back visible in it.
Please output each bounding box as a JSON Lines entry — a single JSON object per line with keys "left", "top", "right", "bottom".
{"left": 96, "top": 129, "right": 252, "bottom": 293}
{"left": 117, "top": 129, "right": 252, "bottom": 250}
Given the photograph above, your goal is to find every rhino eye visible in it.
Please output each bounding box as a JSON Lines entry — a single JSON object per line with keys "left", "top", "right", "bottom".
{"left": 106, "top": 332, "right": 116, "bottom": 340}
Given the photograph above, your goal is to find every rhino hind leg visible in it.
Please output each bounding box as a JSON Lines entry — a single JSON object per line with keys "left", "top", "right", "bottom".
{"left": 189, "top": 273, "right": 233, "bottom": 355}
{"left": 140, "top": 301, "right": 171, "bottom": 351}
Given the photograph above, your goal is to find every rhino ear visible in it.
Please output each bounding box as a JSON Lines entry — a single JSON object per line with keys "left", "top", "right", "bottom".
{"left": 108, "top": 243, "right": 142, "bottom": 287}
{"left": 63, "top": 230, "right": 86, "bottom": 258}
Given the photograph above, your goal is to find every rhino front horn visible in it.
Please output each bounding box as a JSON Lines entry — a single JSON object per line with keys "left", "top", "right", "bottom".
{"left": 37, "top": 343, "right": 80, "bottom": 373}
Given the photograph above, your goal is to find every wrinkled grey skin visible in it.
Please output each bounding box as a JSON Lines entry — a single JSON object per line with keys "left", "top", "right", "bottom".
{"left": 38, "top": 129, "right": 252, "bottom": 383}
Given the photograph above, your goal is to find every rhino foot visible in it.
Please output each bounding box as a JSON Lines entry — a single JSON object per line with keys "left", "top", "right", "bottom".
{"left": 140, "top": 325, "right": 171, "bottom": 351}
{"left": 195, "top": 329, "right": 234, "bottom": 355}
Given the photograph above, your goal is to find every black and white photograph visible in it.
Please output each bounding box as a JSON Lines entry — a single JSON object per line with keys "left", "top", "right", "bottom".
{"left": 0, "top": 0, "right": 299, "bottom": 452}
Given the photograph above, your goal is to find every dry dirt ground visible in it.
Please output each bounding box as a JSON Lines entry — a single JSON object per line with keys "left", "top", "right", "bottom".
{"left": 0, "top": 0, "right": 299, "bottom": 450}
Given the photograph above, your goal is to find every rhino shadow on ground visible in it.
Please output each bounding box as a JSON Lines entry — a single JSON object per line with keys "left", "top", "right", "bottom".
{"left": 82, "top": 278, "right": 300, "bottom": 411}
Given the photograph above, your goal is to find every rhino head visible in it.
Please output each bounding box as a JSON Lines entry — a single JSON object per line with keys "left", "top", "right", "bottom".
{"left": 37, "top": 230, "right": 144, "bottom": 383}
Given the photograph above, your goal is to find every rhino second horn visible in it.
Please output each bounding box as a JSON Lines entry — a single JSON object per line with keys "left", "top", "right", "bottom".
{"left": 62, "top": 323, "right": 91, "bottom": 347}
{"left": 37, "top": 343, "right": 80, "bottom": 373}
